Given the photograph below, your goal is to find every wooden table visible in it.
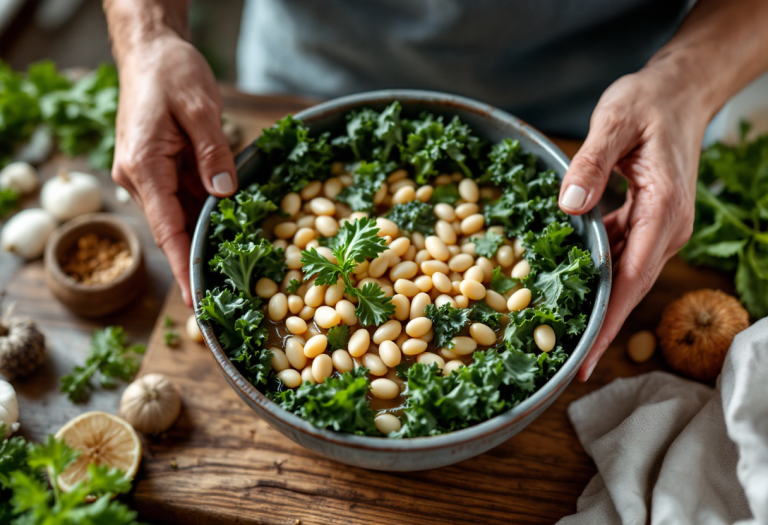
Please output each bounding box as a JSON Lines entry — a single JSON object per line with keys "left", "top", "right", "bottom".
{"left": 0, "top": 88, "right": 734, "bottom": 524}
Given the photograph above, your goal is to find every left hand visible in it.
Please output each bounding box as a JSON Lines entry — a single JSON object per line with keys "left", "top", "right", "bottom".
{"left": 558, "top": 67, "right": 709, "bottom": 381}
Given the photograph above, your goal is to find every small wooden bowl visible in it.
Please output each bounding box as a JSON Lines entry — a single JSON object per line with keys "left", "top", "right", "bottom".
{"left": 44, "top": 213, "right": 146, "bottom": 318}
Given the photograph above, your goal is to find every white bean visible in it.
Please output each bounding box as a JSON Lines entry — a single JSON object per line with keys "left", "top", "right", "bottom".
{"left": 379, "top": 340, "right": 402, "bottom": 368}
{"left": 363, "top": 354, "right": 388, "bottom": 376}
{"left": 435, "top": 220, "right": 457, "bottom": 245}
{"left": 315, "top": 216, "right": 339, "bottom": 237}
{"left": 533, "top": 325, "right": 556, "bottom": 352}
{"left": 312, "top": 354, "right": 334, "bottom": 383}
{"left": 332, "top": 349, "right": 354, "bottom": 373}
{"left": 434, "top": 203, "right": 456, "bottom": 222}
{"left": 410, "top": 292, "right": 431, "bottom": 319}
{"left": 286, "top": 316, "right": 308, "bottom": 334}
{"left": 278, "top": 369, "right": 302, "bottom": 388}
{"left": 255, "top": 278, "right": 278, "bottom": 299}
{"left": 394, "top": 279, "right": 420, "bottom": 297}
{"left": 417, "top": 352, "right": 445, "bottom": 369}
{"left": 401, "top": 338, "right": 428, "bottom": 356}
{"left": 451, "top": 336, "right": 477, "bottom": 355}
{"left": 469, "top": 323, "right": 496, "bottom": 346}
{"left": 512, "top": 259, "right": 531, "bottom": 279}
{"left": 268, "top": 293, "right": 288, "bottom": 321}
{"left": 373, "top": 319, "right": 403, "bottom": 344}
{"left": 348, "top": 328, "right": 371, "bottom": 357}
{"left": 508, "top": 288, "right": 532, "bottom": 311}
{"left": 391, "top": 294, "right": 410, "bottom": 321}
{"left": 281, "top": 193, "right": 301, "bottom": 217}
{"left": 304, "top": 334, "right": 329, "bottom": 358}
{"left": 375, "top": 414, "right": 402, "bottom": 434}
{"left": 335, "top": 300, "right": 358, "bottom": 326}
{"left": 460, "top": 279, "right": 486, "bottom": 300}
{"left": 270, "top": 348, "right": 290, "bottom": 372}
{"left": 415, "top": 185, "right": 433, "bottom": 202}
{"left": 285, "top": 338, "right": 307, "bottom": 369}
{"left": 370, "top": 378, "right": 400, "bottom": 400}
{"left": 405, "top": 317, "right": 432, "bottom": 338}
{"left": 458, "top": 178, "right": 479, "bottom": 203}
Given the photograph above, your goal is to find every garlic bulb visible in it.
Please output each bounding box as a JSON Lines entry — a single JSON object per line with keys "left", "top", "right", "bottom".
{"left": 0, "top": 380, "right": 19, "bottom": 437}
{"left": 1, "top": 208, "right": 57, "bottom": 260}
{"left": 0, "top": 304, "right": 46, "bottom": 380}
{"left": 119, "top": 373, "right": 181, "bottom": 434}
{"left": 40, "top": 169, "right": 102, "bottom": 222}
{"left": 0, "top": 162, "right": 39, "bottom": 195}
{"left": 186, "top": 314, "right": 203, "bottom": 343}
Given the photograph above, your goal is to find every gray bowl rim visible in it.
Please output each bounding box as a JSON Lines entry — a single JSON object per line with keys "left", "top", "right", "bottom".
{"left": 191, "top": 89, "right": 612, "bottom": 452}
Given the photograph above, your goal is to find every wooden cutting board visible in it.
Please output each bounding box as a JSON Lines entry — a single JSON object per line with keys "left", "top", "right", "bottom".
{"left": 131, "top": 259, "right": 733, "bottom": 525}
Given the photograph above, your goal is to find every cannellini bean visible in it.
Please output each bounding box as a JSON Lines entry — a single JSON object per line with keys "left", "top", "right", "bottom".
{"left": 368, "top": 256, "right": 389, "bottom": 278}
{"left": 421, "top": 260, "right": 449, "bottom": 276}
{"left": 390, "top": 178, "right": 416, "bottom": 193}
{"left": 312, "top": 354, "right": 334, "bottom": 383}
{"left": 270, "top": 348, "right": 290, "bottom": 372}
{"left": 296, "top": 215, "right": 316, "bottom": 230}
{"left": 415, "top": 249, "right": 432, "bottom": 265}
{"left": 443, "top": 359, "right": 465, "bottom": 376}
{"left": 435, "top": 220, "right": 457, "bottom": 245}
{"left": 274, "top": 222, "right": 298, "bottom": 239}
{"left": 348, "top": 328, "right": 371, "bottom": 357}
{"left": 627, "top": 330, "right": 656, "bottom": 363}
{"left": 376, "top": 217, "right": 399, "bottom": 237}
{"left": 301, "top": 365, "right": 316, "bottom": 384}
{"left": 389, "top": 237, "right": 411, "bottom": 257}
{"left": 464, "top": 265, "right": 484, "bottom": 283}
{"left": 533, "top": 325, "right": 556, "bottom": 352}
{"left": 401, "top": 338, "right": 428, "bottom": 356}
{"left": 268, "top": 293, "right": 288, "bottom": 321}
{"left": 324, "top": 282, "right": 345, "bottom": 307}
{"left": 288, "top": 294, "right": 304, "bottom": 314}
{"left": 497, "top": 245, "right": 515, "bottom": 267}
{"left": 278, "top": 369, "right": 302, "bottom": 388}
{"left": 511, "top": 259, "right": 531, "bottom": 279}
{"left": 485, "top": 290, "right": 507, "bottom": 312}
{"left": 300, "top": 180, "right": 322, "bottom": 200}
{"left": 286, "top": 316, "right": 308, "bottom": 334}
{"left": 304, "top": 285, "right": 326, "bottom": 307}
{"left": 420, "top": 329, "right": 434, "bottom": 343}
{"left": 513, "top": 237, "right": 525, "bottom": 257}
{"left": 390, "top": 261, "right": 418, "bottom": 281}
{"left": 285, "top": 338, "right": 307, "bottom": 369}
{"left": 476, "top": 257, "right": 494, "bottom": 282}
{"left": 455, "top": 202, "right": 479, "bottom": 219}
{"left": 339, "top": 174, "right": 353, "bottom": 187}
{"left": 434, "top": 173, "right": 453, "bottom": 186}
{"left": 507, "top": 288, "right": 532, "bottom": 311}
{"left": 379, "top": 341, "right": 402, "bottom": 367}
{"left": 372, "top": 184, "right": 388, "bottom": 206}
{"left": 387, "top": 168, "right": 408, "bottom": 183}
{"left": 452, "top": 280, "right": 462, "bottom": 294}
{"left": 350, "top": 211, "right": 369, "bottom": 221}
{"left": 416, "top": 185, "right": 433, "bottom": 202}
{"left": 335, "top": 300, "right": 358, "bottom": 326}
{"left": 304, "top": 334, "right": 329, "bottom": 358}
{"left": 395, "top": 332, "right": 409, "bottom": 349}
{"left": 461, "top": 242, "right": 476, "bottom": 256}
{"left": 332, "top": 349, "right": 354, "bottom": 373}
{"left": 417, "top": 352, "right": 445, "bottom": 369}
{"left": 324, "top": 177, "right": 343, "bottom": 199}
{"left": 434, "top": 203, "right": 456, "bottom": 222}
{"left": 469, "top": 323, "right": 496, "bottom": 346}
{"left": 451, "top": 336, "right": 477, "bottom": 355}
{"left": 460, "top": 279, "right": 486, "bottom": 300}
{"left": 281, "top": 193, "right": 302, "bottom": 217}
{"left": 405, "top": 317, "right": 432, "bottom": 338}
{"left": 425, "top": 236, "right": 450, "bottom": 261}
{"left": 454, "top": 295, "right": 469, "bottom": 308}
{"left": 391, "top": 294, "right": 410, "bottom": 321}
{"left": 401, "top": 245, "right": 415, "bottom": 262}
{"left": 353, "top": 260, "right": 369, "bottom": 276}
{"left": 394, "top": 279, "right": 420, "bottom": 297}
{"left": 315, "top": 216, "right": 339, "bottom": 237}
{"left": 458, "top": 178, "right": 479, "bottom": 203}
{"left": 255, "top": 278, "right": 278, "bottom": 299}
{"left": 310, "top": 197, "right": 336, "bottom": 216}
{"left": 448, "top": 245, "right": 461, "bottom": 257}
{"left": 375, "top": 413, "right": 402, "bottom": 434}
{"left": 306, "top": 239, "right": 320, "bottom": 250}
{"left": 273, "top": 239, "right": 288, "bottom": 251}
{"left": 392, "top": 186, "right": 416, "bottom": 205}
{"left": 414, "top": 275, "right": 433, "bottom": 292}
{"left": 373, "top": 319, "right": 403, "bottom": 344}
{"left": 371, "top": 378, "right": 400, "bottom": 400}
{"left": 293, "top": 228, "right": 316, "bottom": 249}
{"left": 434, "top": 294, "right": 457, "bottom": 308}
{"left": 286, "top": 250, "right": 303, "bottom": 270}
{"left": 410, "top": 292, "right": 431, "bottom": 319}
{"left": 315, "top": 306, "right": 341, "bottom": 328}
{"left": 411, "top": 232, "right": 426, "bottom": 250}
{"left": 432, "top": 272, "right": 453, "bottom": 294}
{"left": 439, "top": 348, "right": 459, "bottom": 361}
{"left": 452, "top": 220, "right": 462, "bottom": 235}
{"left": 363, "top": 354, "right": 388, "bottom": 376}
{"left": 449, "top": 253, "right": 474, "bottom": 273}
{"left": 299, "top": 306, "right": 316, "bottom": 321}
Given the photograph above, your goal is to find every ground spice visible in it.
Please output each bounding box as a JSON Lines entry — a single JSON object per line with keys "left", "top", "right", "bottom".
{"left": 61, "top": 233, "right": 133, "bottom": 285}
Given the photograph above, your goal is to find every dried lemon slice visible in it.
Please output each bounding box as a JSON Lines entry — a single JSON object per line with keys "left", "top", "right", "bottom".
{"left": 55, "top": 411, "right": 142, "bottom": 493}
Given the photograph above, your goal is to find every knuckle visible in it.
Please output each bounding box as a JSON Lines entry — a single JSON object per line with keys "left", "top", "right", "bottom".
{"left": 196, "top": 141, "right": 232, "bottom": 170}
{"left": 573, "top": 150, "right": 609, "bottom": 180}
{"left": 186, "top": 96, "right": 219, "bottom": 122}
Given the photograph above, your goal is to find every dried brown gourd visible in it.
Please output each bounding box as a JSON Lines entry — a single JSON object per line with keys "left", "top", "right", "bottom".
{"left": 0, "top": 304, "right": 46, "bottom": 380}
{"left": 657, "top": 289, "right": 749, "bottom": 381}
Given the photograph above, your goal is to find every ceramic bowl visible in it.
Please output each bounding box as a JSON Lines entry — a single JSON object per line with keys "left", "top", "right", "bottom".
{"left": 45, "top": 213, "right": 145, "bottom": 317}
{"left": 191, "top": 90, "right": 612, "bottom": 471}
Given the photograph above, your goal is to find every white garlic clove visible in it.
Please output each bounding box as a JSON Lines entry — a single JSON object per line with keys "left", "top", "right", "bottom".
{"left": 40, "top": 169, "right": 103, "bottom": 222}
{"left": 0, "top": 380, "right": 20, "bottom": 437}
{"left": 1, "top": 208, "right": 57, "bottom": 260}
{"left": 119, "top": 373, "right": 181, "bottom": 435}
{"left": 0, "top": 161, "right": 39, "bottom": 195}
{"left": 186, "top": 314, "right": 203, "bottom": 343}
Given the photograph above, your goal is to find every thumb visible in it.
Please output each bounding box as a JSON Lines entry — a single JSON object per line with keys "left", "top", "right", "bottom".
{"left": 176, "top": 99, "right": 238, "bottom": 198}
{"left": 560, "top": 114, "right": 639, "bottom": 215}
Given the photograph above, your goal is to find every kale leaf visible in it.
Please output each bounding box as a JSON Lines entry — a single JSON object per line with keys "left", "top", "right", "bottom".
{"left": 430, "top": 183, "right": 461, "bottom": 204}
{"left": 385, "top": 201, "right": 436, "bottom": 235}
{"left": 424, "top": 303, "right": 471, "bottom": 349}
{"left": 209, "top": 235, "right": 285, "bottom": 297}
{"left": 336, "top": 160, "right": 393, "bottom": 212}
{"left": 469, "top": 300, "right": 503, "bottom": 328}
{"left": 491, "top": 266, "right": 518, "bottom": 294}
{"left": 327, "top": 324, "right": 351, "bottom": 351}
{"left": 210, "top": 183, "right": 278, "bottom": 243}
{"left": 471, "top": 231, "right": 504, "bottom": 258}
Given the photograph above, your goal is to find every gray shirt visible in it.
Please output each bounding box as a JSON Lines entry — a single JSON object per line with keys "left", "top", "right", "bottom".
{"left": 237, "top": 0, "right": 693, "bottom": 137}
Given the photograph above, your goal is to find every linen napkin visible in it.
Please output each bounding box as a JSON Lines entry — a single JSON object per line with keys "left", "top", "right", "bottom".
{"left": 558, "top": 317, "right": 768, "bottom": 525}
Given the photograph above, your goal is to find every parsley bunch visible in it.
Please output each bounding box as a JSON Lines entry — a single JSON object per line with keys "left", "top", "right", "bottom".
{"left": 680, "top": 124, "right": 768, "bottom": 318}
{"left": 0, "top": 429, "right": 141, "bottom": 524}
{"left": 301, "top": 218, "right": 395, "bottom": 326}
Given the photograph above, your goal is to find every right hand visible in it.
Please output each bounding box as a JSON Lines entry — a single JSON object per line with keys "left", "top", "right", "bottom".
{"left": 112, "top": 35, "right": 237, "bottom": 307}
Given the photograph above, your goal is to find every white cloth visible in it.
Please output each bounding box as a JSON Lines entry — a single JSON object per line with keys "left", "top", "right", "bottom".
{"left": 558, "top": 317, "right": 768, "bottom": 525}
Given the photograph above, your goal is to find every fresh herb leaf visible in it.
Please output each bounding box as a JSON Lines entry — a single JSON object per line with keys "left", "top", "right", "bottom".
{"left": 385, "top": 201, "right": 436, "bottom": 235}
{"left": 355, "top": 282, "right": 396, "bottom": 327}
{"left": 469, "top": 300, "right": 504, "bottom": 328}
{"left": 331, "top": 102, "right": 403, "bottom": 163}
{"left": 430, "top": 183, "right": 461, "bottom": 204}
{"left": 521, "top": 221, "right": 574, "bottom": 271}
{"left": 209, "top": 235, "right": 285, "bottom": 297}
{"left": 527, "top": 246, "right": 597, "bottom": 318}
{"left": 210, "top": 183, "right": 278, "bottom": 243}
{"left": 471, "top": 231, "right": 504, "bottom": 258}
{"left": 336, "top": 160, "right": 393, "bottom": 212}
{"left": 327, "top": 325, "right": 351, "bottom": 351}
{"left": 164, "top": 331, "right": 180, "bottom": 347}
{"left": 286, "top": 278, "right": 301, "bottom": 294}
{"left": 273, "top": 367, "right": 377, "bottom": 435}
{"left": 491, "top": 266, "right": 518, "bottom": 294}
{"left": 0, "top": 188, "right": 19, "bottom": 218}
{"left": 163, "top": 316, "right": 173, "bottom": 328}
{"left": 424, "top": 303, "right": 470, "bottom": 349}
{"left": 60, "top": 327, "right": 145, "bottom": 402}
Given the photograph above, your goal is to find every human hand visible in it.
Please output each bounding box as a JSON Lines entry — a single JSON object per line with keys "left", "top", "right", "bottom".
{"left": 558, "top": 68, "right": 709, "bottom": 381}
{"left": 111, "top": 35, "right": 237, "bottom": 307}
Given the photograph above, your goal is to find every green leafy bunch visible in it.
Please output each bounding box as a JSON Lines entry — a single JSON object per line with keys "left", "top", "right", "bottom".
{"left": 254, "top": 115, "right": 335, "bottom": 195}
{"left": 336, "top": 160, "right": 395, "bottom": 212}
{"left": 483, "top": 139, "right": 566, "bottom": 237}
{"left": 471, "top": 231, "right": 504, "bottom": 258}
{"left": 60, "top": 327, "right": 146, "bottom": 403}
{"left": 680, "top": 123, "right": 768, "bottom": 318}
{"left": 424, "top": 303, "right": 471, "bottom": 349}
{"left": 210, "top": 183, "right": 278, "bottom": 243}
{"left": 271, "top": 367, "right": 377, "bottom": 435}
{"left": 0, "top": 430, "right": 141, "bottom": 525}
{"left": 301, "top": 217, "right": 395, "bottom": 326}
{"left": 0, "top": 189, "right": 19, "bottom": 219}
{"left": 400, "top": 113, "right": 486, "bottom": 183}
{"left": 332, "top": 101, "right": 403, "bottom": 163}
{"left": 385, "top": 201, "right": 436, "bottom": 235}
{"left": 209, "top": 235, "right": 285, "bottom": 298}
{"left": 198, "top": 287, "right": 272, "bottom": 386}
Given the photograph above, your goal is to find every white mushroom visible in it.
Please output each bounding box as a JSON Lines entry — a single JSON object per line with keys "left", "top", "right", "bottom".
{"left": 0, "top": 162, "right": 39, "bottom": 195}
{"left": 40, "top": 169, "right": 102, "bottom": 221}
{"left": 1, "top": 208, "right": 57, "bottom": 260}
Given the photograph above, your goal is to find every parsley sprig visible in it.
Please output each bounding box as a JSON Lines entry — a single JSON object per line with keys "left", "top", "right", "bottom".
{"left": 301, "top": 218, "right": 394, "bottom": 326}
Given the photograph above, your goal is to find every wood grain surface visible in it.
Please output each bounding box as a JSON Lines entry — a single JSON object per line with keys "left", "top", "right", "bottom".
{"left": 0, "top": 88, "right": 736, "bottom": 524}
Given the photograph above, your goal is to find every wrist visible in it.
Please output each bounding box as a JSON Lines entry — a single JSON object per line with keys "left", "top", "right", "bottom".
{"left": 105, "top": 0, "right": 190, "bottom": 66}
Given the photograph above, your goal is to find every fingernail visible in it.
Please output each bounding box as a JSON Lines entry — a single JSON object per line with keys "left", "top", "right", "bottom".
{"left": 583, "top": 359, "right": 598, "bottom": 381}
{"left": 212, "top": 172, "right": 234, "bottom": 195}
{"left": 562, "top": 185, "right": 587, "bottom": 210}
